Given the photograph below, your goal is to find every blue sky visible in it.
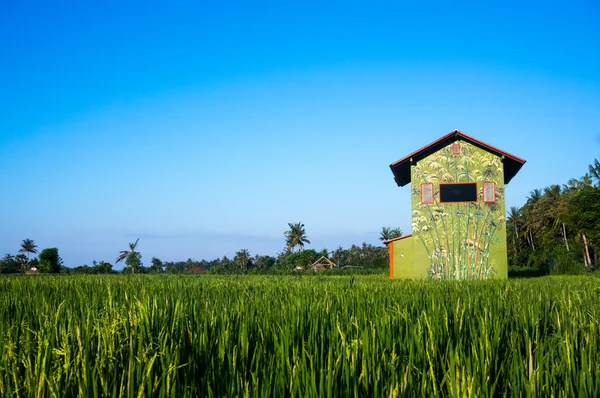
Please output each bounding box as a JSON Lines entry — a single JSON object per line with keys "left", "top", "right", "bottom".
{"left": 1, "top": 0, "right": 599, "bottom": 268}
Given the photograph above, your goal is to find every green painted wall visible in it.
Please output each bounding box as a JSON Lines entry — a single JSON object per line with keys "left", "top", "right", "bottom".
{"left": 391, "top": 236, "right": 413, "bottom": 279}
{"left": 409, "top": 140, "right": 508, "bottom": 280}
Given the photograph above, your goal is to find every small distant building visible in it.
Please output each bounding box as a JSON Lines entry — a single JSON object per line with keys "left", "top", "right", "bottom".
{"left": 386, "top": 130, "right": 525, "bottom": 280}
{"left": 310, "top": 256, "right": 337, "bottom": 271}
{"left": 187, "top": 266, "right": 205, "bottom": 274}
{"left": 26, "top": 266, "right": 39, "bottom": 275}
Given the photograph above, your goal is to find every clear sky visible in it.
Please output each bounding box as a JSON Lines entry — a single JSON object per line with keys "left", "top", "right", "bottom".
{"left": 1, "top": 0, "right": 599, "bottom": 268}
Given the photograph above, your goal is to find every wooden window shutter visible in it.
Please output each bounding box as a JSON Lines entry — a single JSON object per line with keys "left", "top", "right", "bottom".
{"left": 483, "top": 181, "right": 496, "bottom": 203}
{"left": 421, "top": 183, "right": 434, "bottom": 204}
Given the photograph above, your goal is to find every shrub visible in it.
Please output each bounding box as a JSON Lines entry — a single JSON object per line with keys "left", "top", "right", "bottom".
{"left": 548, "top": 245, "right": 588, "bottom": 275}
{"left": 550, "top": 256, "right": 588, "bottom": 275}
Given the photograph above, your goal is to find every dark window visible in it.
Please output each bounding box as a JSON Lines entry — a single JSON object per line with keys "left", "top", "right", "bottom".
{"left": 439, "top": 183, "right": 477, "bottom": 203}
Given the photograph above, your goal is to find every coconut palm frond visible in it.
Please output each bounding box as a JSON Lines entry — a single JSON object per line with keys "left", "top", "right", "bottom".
{"left": 116, "top": 238, "right": 140, "bottom": 267}
{"left": 129, "top": 238, "right": 140, "bottom": 251}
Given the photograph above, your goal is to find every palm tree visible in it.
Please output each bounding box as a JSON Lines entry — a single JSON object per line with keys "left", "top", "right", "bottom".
{"left": 543, "top": 185, "right": 571, "bottom": 252}
{"left": 330, "top": 246, "right": 343, "bottom": 265}
{"left": 527, "top": 188, "right": 542, "bottom": 205}
{"left": 563, "top": 177, "right": 586, "bottom": 193}
{"left": 15, "top": 254, "right": 28, "bottom": 273}
{"left": 284, "top": 222, "right": 310, "bottom": 252}
{"left": 589, "top": 158, "right": 600, "bottom": 186}
{"left": 116, "top": 238, "right": 141, "bottom": 274}
{"left": 19, "top": 239, "right": 38, "bottom": 264}
{"left": 507, "top": 206, "right": 521, "bottom": 238}
{"left": 521, "top": 189, "right": 544, "bottom": 251}
{"left": 506, "top": 206, "right": 522, "bottom": 260}
{"left": 379, "top": 227, "right": 403, "bottom": 243}
{"left": 234, "top": 249, "right": 251, "bottom": 271}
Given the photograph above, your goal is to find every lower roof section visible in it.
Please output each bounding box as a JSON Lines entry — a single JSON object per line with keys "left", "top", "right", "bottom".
{"left": 384, "top": 234, "right": 413, "bottom": 245}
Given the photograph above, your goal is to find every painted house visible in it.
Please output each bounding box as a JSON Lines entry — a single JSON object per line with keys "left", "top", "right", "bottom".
{"left": 386, "top": 130, "right": 526, "bottom": 280}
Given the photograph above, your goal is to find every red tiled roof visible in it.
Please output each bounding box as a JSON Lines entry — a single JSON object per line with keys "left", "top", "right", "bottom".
{"left": 389, "top": 130, "right": 526, "bottom": 187}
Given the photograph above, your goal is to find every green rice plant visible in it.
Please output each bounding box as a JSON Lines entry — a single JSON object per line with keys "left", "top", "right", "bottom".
{"left": 0, "top": 275, "right": 599, "bottom": 396}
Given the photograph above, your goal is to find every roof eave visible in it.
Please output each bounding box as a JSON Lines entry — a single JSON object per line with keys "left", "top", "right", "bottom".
{"left": 389, "top": 130, "right": 526, "bottom": 187}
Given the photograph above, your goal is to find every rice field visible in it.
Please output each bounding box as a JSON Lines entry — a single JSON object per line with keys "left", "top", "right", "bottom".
{"left": 1, "top": 274, "right": 599, "bottom": 397}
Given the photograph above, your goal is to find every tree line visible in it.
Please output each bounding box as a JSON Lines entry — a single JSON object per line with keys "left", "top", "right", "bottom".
{"left": 0, "top": 239, "right": 62, "bottom": 274}
{"left": 1, "top": 223, "right": 402, "bottom": 275}
{"left": 507, "top": 158, "right": 600, "bottom": 271}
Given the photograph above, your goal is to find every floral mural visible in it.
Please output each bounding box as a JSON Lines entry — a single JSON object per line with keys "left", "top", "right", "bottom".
{"left": 410, "top": 141, "right": 506, "bottom": 280}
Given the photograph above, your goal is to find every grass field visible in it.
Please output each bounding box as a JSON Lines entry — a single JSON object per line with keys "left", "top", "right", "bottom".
{"left": 1, "top": 274, "right": 599, "bottom": 397}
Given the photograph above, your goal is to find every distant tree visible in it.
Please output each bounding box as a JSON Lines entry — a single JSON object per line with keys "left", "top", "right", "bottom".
{"left": 379, "top": 228, "right": 390, "bottom": 242}
{"left": 93, "top": 261, "right": 113, "bottom": 274}
{"left": 73, "top": 265, "right": 91, "bottom": 274}
{"left": 14, "top": 254, "right": 28, "bottom": 273}
{"left": 150, "top": 257, "right": 164, "bottom": 273}
{"left": 234, "top": 249, "right": 251, "bottom": 271}
{"left": 565, "top": 186, "right": 600, "bottom": 268}
{"left": 29, "top": 258, "right": 40, "bottom": 270}
{"left": 379, "top": 227, "right": 402, "bottom": 243}
{"left": 221, "top": 256, "right": 234, "bottom": 272}
{"left": 279, "top": 249, "right": 320, "bottom": 270}
{"left": 116, "top": 238, "right": 142, "bottom": 274}
{"left": 331, "top": 246, "right": 346, "bottom": 266}
{"left": 19, "top": 239, "right": 38, "bottom": 264}
{"left": 295, "top": 249, "right": 319, "bottom": 268}
{"left": 125, "top": 253, "right": 143, "bottom": 273}
{"left": 506, "top": 206, "right": 523, "bottom": 261}
{"left": 165, "top": 261, "right": 186, "bottom": 274}
{"left": 589, "top": 158, "right": 600, "bottom": 186}
{"left": 38, "top": 248, "right": 62, "bottom": 273}
{"left": 0, "top": 254, "right": 19, "bottom": 274}
{"left": 0, "top": 254, "right": 11, "bottom": 274}
{"left": 522, "top": 189, "right": 543, "bottom": 251}
{"left": 284, "top": 222, "right": 311, "bottom": 252}
{"left": 342, "top": 243, "right": 388, "bottom": 268}
{"left": 253, "top": 255, "right": 276, "bottom": 270}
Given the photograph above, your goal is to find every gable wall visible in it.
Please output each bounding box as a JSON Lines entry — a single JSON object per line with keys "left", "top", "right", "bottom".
{"left": 410, "top": 140, "right": 508, "bottom": 279}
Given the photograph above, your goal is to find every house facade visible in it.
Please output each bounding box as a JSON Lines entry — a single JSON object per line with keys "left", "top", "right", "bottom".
{"left": 387, "top": 130, "right": 526, "bottom": 280}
